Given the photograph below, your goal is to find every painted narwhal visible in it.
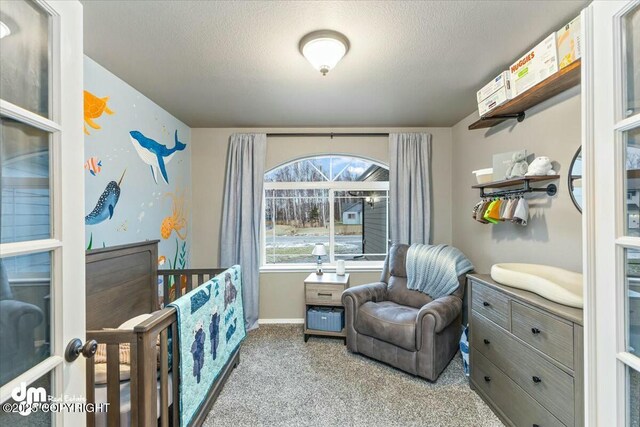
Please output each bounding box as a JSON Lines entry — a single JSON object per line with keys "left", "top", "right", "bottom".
{"left": 85, "top": 170, "right": 126, "bottom": 225}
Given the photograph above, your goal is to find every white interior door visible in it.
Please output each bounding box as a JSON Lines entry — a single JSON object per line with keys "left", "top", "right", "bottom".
{"left": 585, "top": 0, "right": 640, "bottom": 425}
{"left": 0, "top": 0, "right": 86, "bottom": 425}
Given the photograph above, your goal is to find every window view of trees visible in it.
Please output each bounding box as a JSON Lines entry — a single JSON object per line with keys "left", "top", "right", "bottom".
{"left": 264, "top": 156, "right": 389, "bottom": 264}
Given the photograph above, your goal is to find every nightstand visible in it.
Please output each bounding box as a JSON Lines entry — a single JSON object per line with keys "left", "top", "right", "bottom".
{"left": 303, "top": 272, "right": 350, "bottom": 343}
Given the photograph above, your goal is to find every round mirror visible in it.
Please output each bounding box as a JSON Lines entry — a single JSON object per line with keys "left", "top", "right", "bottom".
{"left": 568, "top": 147, "right": 582, "bottom": 213}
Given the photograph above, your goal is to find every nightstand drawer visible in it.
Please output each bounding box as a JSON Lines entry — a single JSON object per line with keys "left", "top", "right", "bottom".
{"left": 512, "top": 301, "right": 574, "bottom": 369}
{"left": 471, "top": 281, "right": 510, "bottom": 330}
{"left": 305, "top": 284, "right": 344, "bottom": 305}
{"left": 472, "top": 349, "right": 564, "bottom": 427}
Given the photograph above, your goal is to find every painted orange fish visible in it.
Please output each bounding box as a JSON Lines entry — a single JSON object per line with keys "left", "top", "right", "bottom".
{"left": 84, "top": 156, "right": 102, "bottom": 176}
{"left": 84, "top": 90, "right": 114, "bottom": 135}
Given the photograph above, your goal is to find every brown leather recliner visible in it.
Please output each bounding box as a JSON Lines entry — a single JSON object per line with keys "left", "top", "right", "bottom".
{"left": 341, "top": 244, "right": 465, "bottom": 381}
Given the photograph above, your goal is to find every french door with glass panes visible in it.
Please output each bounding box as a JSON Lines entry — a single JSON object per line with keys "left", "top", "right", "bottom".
{"left": 0, "top": 0, "right": 86, "bottom": 425}
{"left": 586, "top": 0, "right": 640, "bottom": 425}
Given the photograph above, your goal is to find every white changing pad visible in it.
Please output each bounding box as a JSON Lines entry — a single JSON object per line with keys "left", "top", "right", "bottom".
{"left": 94, "top": 372, "right": 173, "bottom": 427}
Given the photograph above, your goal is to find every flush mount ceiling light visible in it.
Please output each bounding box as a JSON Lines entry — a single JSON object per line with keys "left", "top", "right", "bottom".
{"left": 0, "top": 21, "right": 11, "bottom": 39}
{"left": 299, "top": 30, "right": 349, "bottom": 76}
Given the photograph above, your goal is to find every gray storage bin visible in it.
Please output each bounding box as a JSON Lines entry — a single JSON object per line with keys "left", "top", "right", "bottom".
{"left": 307, "top": 307, "right": 344, "bottom": 332}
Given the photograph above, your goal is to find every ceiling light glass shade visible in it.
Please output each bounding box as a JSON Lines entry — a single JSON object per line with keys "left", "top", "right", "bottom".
{"left": 0, "top": 21, "right": 11, "bottom": 39}
{"left": 300, "top": 30, "right": 349, "bottom": 76}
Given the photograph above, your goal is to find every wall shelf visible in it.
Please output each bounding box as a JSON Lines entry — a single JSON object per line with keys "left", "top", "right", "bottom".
{"left": 468, "top": 59, "right": 581, "bottom": 130}
{"left": 473, "top": 175, "right": 560, "bottom": 198}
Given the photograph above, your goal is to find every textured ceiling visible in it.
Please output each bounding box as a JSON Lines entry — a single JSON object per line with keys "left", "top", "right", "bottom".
{"left": 81, "top": 1, "right": 588, "bottom": 128}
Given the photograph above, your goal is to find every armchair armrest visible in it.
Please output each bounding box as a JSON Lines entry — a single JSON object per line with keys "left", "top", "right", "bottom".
{"left": 416, "top": 295, "right": 462, "bottom": 335}
{"left": 0, "top": 299, "right": 44, "bottom": 331}
{"left": 341, "top": 282, "right": 387, "bottom": 308}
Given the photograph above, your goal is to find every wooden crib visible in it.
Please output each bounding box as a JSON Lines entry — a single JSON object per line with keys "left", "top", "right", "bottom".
{"left": 85, "top": 240, "right": 239, "bottom": 427}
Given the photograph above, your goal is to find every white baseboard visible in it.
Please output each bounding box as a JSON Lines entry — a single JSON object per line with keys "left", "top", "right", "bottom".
{"left": 258, "top": 318, "right": 304, "bottom": 325}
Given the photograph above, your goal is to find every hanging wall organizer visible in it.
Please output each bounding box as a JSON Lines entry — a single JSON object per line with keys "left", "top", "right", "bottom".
{"left": 472, "top": 175, "right": 559, "bottom": 198}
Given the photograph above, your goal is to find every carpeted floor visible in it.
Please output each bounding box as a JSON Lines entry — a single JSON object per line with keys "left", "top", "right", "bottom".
{"left": 204, "top": 325, "right": 503, "bottom": 427}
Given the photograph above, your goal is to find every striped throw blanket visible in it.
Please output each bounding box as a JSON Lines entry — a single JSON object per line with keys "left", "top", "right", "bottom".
{"left": 406, "top": 244, "right": 473, "bottom": 299}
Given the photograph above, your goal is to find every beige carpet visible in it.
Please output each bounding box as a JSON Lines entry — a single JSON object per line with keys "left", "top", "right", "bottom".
{"left": 204, "top": 325, "right": 502, "bottom": 427}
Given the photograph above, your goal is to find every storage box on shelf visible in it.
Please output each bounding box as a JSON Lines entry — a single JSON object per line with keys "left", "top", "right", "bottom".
{"left": 468, "top": 60, "right": 581, "bottom": 130}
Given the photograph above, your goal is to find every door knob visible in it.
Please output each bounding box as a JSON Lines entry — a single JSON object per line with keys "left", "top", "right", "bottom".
{"left": 484, "top": 376, "right": 491, "bottom": 382}
{"left": 531, "top": 327, "right": 541, "bottom": 334}
{"left": 532, "top": 376, "right": 542, "bottom": 383}
{"left": 483, "top": 301, "right": 490, "bottom": 307}
{"left": 65, "top": 338, "right": 98, "bottom": 362}
{"left": 483, "top": 339, "right": 491, "bottom": 345}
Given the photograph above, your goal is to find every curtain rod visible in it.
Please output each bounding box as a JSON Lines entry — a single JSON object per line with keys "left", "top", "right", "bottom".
{"left": 266, "top": 132, "right": 389, "bottom": 138}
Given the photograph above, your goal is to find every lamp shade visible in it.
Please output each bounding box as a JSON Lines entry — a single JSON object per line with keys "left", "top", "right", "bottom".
{"left": 311, "top": 243, "right": 327, "bottom": 256}
{"left": 300, "top": 30, "right": 349, "bottom": 76}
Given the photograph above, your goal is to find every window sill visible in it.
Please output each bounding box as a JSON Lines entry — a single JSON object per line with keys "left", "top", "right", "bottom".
{"left": 260, "top": 263, "right": 384, "bottom": 273}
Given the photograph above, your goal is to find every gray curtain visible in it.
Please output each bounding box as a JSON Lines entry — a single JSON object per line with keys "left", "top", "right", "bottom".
{"left": 389, "top": 132, "right": 432, "bottom": 245}
{"left": 220, "top": 133, "right": 266, "bottom": 331}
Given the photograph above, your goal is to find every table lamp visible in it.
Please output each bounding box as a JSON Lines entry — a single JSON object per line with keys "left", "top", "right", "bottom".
{"left": 311, "top": 243, "right": 327, "bottom": 275}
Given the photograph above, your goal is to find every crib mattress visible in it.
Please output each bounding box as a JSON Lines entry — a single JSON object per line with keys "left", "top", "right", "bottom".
{"left": 94, "top": 372, "right": 173, "bottom": 427}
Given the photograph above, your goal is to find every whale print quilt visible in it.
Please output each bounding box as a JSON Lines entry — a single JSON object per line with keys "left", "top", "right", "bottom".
{"left": 168, "top": 265, "right": 246, "bottom": 426}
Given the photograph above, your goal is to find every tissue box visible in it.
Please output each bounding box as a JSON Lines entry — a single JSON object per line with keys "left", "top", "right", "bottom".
{"left": 307, "top": 307, "right": 344, "bottom": 332}
{"left": 476, "top": 71, "right": 512, "bottom": 104}
{"left": 557, "top": 15, "right": 582, "bottom": 69}
{"left": 510, "top": 33, "right": 558, "bottom": 97}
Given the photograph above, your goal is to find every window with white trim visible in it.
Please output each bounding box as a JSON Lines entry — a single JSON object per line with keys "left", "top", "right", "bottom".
{"left": 263, "top": 155, "right": 389, "bottom": 266}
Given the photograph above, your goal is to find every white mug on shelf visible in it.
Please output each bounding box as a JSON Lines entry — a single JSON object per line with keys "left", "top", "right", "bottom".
{"left": 336, "top": 260, "right": 346, "bottom": 276}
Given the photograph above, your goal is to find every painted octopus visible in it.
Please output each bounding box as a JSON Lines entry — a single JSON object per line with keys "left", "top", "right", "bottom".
{"left": 161, "top": 189, "right": 188, "bottom": 240}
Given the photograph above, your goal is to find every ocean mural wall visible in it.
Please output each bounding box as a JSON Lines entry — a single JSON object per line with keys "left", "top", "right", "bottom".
{"left": 84, "top": 56, "right": 191, "bottom": 270}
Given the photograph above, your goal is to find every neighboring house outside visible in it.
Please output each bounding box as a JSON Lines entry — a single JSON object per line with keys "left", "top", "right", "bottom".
{"left": 342, "top": 203, "right": 363, "bottom": 225}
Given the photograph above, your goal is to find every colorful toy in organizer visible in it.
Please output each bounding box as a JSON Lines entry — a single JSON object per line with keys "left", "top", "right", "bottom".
{"left": 505, "top": 151, "right": 529, "bottom": 179}
{"left": 525, "top": 156, "right": 556, "bottom": 176}
{"left": 168, "top": 266, "right": 245, "bottom": 426}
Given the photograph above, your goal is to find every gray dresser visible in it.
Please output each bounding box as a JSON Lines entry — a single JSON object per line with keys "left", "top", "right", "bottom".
{"left": 468, "top": 274, "right": 583, "bottom": 427}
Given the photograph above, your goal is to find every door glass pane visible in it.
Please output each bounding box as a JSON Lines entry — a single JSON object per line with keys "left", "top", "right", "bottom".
{"left": 626, "top": 249, "right": 640, "bottom": 356}
{"left": 0, "top": 0, "right": 50, "bottom": 117}
{"left": 334, "top": 190, "right": 388, "bottom": 261}
{"left": 625, "top": 127, "right": 640, "bottom": 236}
{"left": 0, "top": 371, "right": 52, "bottom": 426}
{"left": 0, "top": 252, "right": 52, "bottom": 387}
{"left": 264, "top": 189, "right": 329, "bottom": 263}
{"left": 1, "top": 118, "right": 51, "bottom": 243}
{"left": 629, "top": 367, "right": 640, "bottom": 427}
{"left": 623, "top": 4, "right": 640, "bottom": 118}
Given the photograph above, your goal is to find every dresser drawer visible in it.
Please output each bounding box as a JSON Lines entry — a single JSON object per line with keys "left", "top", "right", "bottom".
{"left": 305, "top": 284, "right": 344, "bottom": 305}
{"left": 472, "top": 349, "right": 564, "bottom": 427}
{"left": 512, "top": 301, "right": 574, "bottom": 369}
{"left": 471, "top": 281, "right": 510, "bottom": 330}
{"left": 472, "top": 312, "right": 575, "bottom": 426}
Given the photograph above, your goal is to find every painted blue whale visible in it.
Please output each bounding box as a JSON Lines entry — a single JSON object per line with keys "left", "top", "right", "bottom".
{"left": 129, "top": 130, "right": 187, "bottom": 184}
{"left": 85, "top": 171, "right": 125, "bottom": 225}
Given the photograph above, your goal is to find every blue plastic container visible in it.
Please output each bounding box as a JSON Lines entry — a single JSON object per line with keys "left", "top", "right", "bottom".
{"left": 307, "top": 307, "right": 344, "bottom": 332}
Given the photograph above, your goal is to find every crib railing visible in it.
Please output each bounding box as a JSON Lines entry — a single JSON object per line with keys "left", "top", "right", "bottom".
{"left": 160, "top": 269, "right": 226, "bottom": 308}
{"left": 86, "top": 268, "right": 226, "bottom": 427}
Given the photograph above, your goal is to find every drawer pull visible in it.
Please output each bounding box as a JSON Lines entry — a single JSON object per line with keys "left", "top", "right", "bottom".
{"left": 317, "top": 293, "right": 333, "bottom": 297}
{"left": 483, "top": 339, "right": 491, "bottom": 345}
{"left": 532, "top": 376, "right": 542, "bottom": 383}
{"left": 533, "top": 425, "right": 540, "bottom": 427}
{"left": 531, "top": 327, "right": 541, "bottom": 334}
{"left": 482, "top": 301, "right": 490, "bottom": 307}
{"left": 483, "top": 376, "right": 491, "bottom": 382}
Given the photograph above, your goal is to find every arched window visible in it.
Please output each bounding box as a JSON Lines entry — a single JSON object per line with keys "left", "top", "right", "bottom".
{"left": 263, "top": 155, "right": 389, "bottom": 266}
